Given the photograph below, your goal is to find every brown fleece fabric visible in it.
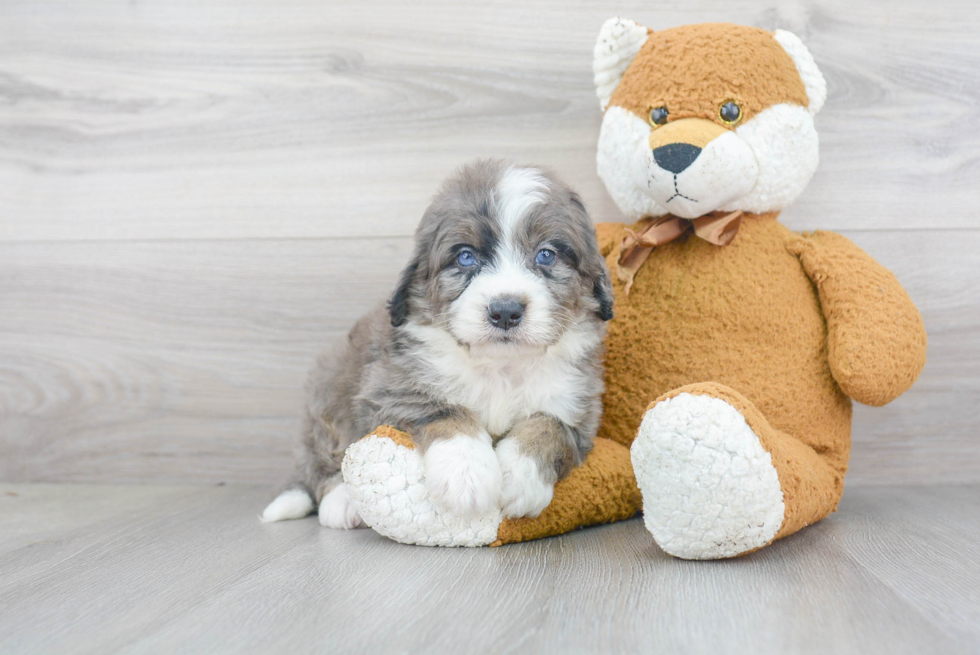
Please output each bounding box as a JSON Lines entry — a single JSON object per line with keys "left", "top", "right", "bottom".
{"left": 600, "top": 214, "right": 853, "bottom": 477}
{"left": 653, "top": 383, "right": 845, "bottom": 543}
{"left": 787, "top": 232, "right": 928, "bottom": 406}
{"left": 648, "top": 118, "right": 727, "bottom": 151}
{"left": 596, "top": 222, "right": 625, "bottom": 257}
{"left": 609, "top": 23, "right": 809, "bottom": 126}
{"left": 371, "top": 425, "right": 417, "bottom": 450}
{"left": 597, "top": 214, "right": 926, "bottom": 549}
{"left": 491, "top": 437, "right": 642, "bottom": 546}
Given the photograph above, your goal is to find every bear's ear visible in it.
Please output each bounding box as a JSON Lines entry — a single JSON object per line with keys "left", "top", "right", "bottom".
{"left": 593, "top": 17, "right": 649, "bottom": 111}
{"left": 773, "top": 30, "right": 827, "bottom": 116}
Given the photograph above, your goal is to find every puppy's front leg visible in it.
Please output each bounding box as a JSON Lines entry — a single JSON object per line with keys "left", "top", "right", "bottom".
{"left": 496, "top": 414, "right": 582, "bottom": 519}
{"left": 416, "top": 409, "right": 503, "bottom": 517}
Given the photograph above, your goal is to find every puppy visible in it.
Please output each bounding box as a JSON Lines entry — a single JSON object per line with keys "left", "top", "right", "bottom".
{"left": 261, "top": 159, "right": 614, "bottom": 529}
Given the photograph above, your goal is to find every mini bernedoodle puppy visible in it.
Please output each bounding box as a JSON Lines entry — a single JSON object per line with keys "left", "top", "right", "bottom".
{"left": 261, "top": 159, "right": 614, "bottom": 529}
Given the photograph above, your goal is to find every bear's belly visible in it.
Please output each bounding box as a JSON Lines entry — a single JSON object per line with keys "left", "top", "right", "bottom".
{"left": 599, "top": 217, "right": 851, "bottom": 462}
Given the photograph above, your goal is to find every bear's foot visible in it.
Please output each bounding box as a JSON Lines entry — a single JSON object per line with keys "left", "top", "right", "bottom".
{"left": 342, "top": 429, "right": 503, "bottom": 547}
{"left": 342, "top": 426, "right": 642, "bottom": 547}
{"left": 632, "top": 392, "right": 786, "bottom": 559}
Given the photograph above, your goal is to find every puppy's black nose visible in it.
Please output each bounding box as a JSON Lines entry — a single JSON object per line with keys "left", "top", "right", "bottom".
{"left": 487, "top": 299, "right": 525, "bottom": 330}
{"left": 653, "top": 143, "right": 702, "bottom": 174}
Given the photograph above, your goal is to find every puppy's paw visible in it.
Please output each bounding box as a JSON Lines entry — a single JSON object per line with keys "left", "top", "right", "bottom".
{"left": 424, "top": 435, "right": 503, "bottom": 517}
{"left": 260, "top": 488, "right": 315, "bottom": 523}
{"left": 495, "top": 438, "right": 554, "bottom": 518}
{"left": 318, "top": 483, "right": 366, "bottom": 529}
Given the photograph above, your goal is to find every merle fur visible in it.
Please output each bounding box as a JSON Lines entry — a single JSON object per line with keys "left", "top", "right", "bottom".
{"left": 285, "top": 159, "right": 613, "bottom": 504}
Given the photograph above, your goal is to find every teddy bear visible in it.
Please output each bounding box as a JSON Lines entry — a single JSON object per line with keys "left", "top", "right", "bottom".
{"left": 339, "top": 19, "right": 928, "bottom": 558}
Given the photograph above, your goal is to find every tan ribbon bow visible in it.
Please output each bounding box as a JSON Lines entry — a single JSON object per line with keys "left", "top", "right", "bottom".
{"left": 617, "top": 210, "right": 743, "bottom": 295}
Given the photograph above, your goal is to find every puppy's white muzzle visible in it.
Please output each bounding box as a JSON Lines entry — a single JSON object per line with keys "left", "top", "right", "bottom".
{"left": 449, "top": 258, "right": 555, "bottom": 348}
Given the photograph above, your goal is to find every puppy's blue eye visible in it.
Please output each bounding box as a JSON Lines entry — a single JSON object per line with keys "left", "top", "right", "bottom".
{"left": 535, "top": 248, "right": 556, "bottom": 266}
{"left": 457, "top": 250, "right": 477, "bottom": 267}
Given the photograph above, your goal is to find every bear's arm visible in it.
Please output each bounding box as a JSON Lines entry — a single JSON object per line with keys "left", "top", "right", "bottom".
{"left": 787, "top": 231, "right": 927, "bottom": 407}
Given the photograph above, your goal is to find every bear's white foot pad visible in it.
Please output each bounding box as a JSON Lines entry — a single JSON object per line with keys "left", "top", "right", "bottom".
{"left": 342, "top": 435, "right": 503, "bottom": 547}
{"left": 631, "top": 393, "right": 785, "bottom": 560}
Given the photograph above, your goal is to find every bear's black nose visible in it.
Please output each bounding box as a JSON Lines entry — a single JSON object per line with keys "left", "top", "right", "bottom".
{"left": 653, "top": 143, "right": 702, "bottom": 174}
{"left": 487, "top": 299, "right": 525, "bottom": 330}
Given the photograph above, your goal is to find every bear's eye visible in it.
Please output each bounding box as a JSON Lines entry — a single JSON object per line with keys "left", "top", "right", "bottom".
{"left": 648, "top": 106, "right": 669, "bottom": 126}
{"left": 719, "top": 101, "right": 742, "bottom": 125}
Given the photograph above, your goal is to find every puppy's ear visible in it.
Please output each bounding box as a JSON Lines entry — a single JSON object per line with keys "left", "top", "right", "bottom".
{"left": 593, "top": 270, "right": 614, "bottom": 321}
{"left": 569, "top": 191, "right": 615, "bottom": 322}
{"left": 387, "top": 257, "right": 419, "bottom": 327}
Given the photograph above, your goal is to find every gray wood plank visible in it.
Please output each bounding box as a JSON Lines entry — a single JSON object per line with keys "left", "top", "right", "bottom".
{"left": 1, "top": 0, "right": 978, "bottom": 241}
{"left": 0, "top": 483, "right": 200, "bottom": 554}
{"left": 830, "top": 485, "right": 980, "bottom": 643}
{"left": 0, "top": 483, "right": 319, "bottom": 654}
{"left": 1, "top": 230, "right": 977, "bottom": 484}
{"left": 0, "top": 483, "right": 977, "bottom": 654}
{"left": 846, "top": 229, "right": 980, "bottom": 485}
{"left": 0, "top": 237, "right": 411, "bottom": 483}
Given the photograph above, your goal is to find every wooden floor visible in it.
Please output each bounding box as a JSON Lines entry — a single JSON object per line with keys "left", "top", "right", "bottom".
{"left": 1, "top": 483, "right": 978, "bottom": 655}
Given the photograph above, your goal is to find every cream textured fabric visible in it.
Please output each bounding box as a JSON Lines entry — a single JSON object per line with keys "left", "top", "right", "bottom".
{"left": 593, "top": 17, "right": 648, "bottom": 111}
{"left": 773, "top": 30, "right": 827, "bottom": 115}
{"left": 343, "top": 434, "right": 503, "bottom": 547}
{"left": 631, "top": 393, "right": 785, "bottom": 559}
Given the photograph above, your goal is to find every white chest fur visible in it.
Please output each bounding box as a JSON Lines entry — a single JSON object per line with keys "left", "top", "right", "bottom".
{"left": 404, "top": 323, "right": 600, "bottom": 436}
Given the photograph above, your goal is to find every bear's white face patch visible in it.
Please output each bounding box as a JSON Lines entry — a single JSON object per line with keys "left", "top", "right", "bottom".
{"left": 633, "top": 130, "right": 758, "bottom": 219}
{"left": 724, "top": 104, "right": 820, "bottom": 214}
{"left": 598, "top": 104, "right": 819, "bottom": 220}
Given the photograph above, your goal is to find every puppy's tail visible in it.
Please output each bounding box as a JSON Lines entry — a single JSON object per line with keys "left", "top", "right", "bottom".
{"left": 260, "top": 484, "right": 316, "bottom": 523}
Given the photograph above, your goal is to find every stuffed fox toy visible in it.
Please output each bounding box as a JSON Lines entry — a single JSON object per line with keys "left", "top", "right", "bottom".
{"left": 339, "top": 19, "right": 927, "bottom": 558}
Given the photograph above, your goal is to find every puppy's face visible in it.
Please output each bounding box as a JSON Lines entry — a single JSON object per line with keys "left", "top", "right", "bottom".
{"left": 388, "top": 160, "right": 613, "bottom": 349}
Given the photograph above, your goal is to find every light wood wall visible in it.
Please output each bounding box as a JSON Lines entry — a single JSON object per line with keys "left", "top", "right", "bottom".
{"left": 2, "top": 0, "right": 978, "bottom": 485}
